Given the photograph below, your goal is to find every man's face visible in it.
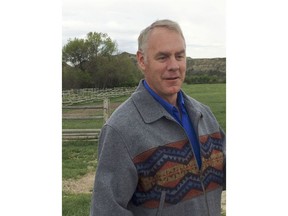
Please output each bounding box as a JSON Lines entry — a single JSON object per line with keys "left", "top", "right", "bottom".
{"left": 137, "top": 27, "right": 186, "bottom": 104}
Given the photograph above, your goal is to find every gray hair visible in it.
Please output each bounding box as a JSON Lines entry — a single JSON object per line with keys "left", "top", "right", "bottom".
{"left": 138, "top": 19, "right": 186, "bottom": 54}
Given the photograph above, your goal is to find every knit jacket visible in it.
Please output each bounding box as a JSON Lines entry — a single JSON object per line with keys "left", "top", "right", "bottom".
{"left": 90, "top": 81, "right": 226, "bottom": 216}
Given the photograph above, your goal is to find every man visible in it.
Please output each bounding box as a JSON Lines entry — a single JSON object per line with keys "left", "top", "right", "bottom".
{"left": 90, "top": 19, "right": 226, "bottom": 216}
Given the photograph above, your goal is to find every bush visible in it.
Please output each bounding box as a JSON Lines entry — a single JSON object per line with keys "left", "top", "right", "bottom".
{"left": 62, "top": 65, "right": 93, "bottom": 89}
{"left": 185, "top": 74, "right": 226, "bottom": 84}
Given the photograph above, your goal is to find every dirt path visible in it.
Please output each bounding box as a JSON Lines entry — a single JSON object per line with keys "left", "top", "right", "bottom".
{"left": 221, "top": 191, "right": 226, "bottom": 215}
{"left": 63, "top": 172, "right": 95, "bottom": 194}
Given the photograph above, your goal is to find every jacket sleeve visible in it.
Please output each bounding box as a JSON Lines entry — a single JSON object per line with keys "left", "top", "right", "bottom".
{"left": 90, "top": 124, "right": 138, "bottom": 216}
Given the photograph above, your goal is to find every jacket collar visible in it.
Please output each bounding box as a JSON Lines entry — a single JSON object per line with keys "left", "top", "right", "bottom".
{"left": 131, "top": 80, "right": 169, "bottom": 123}
{"left": 131, "top": 80, "right": 203, "bottom": 124}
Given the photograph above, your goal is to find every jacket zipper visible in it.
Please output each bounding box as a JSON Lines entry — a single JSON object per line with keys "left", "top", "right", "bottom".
{"left": 165, "top": 113, "right": 211, "bottom": 215}
{"left": 156, "top": 191, "right": 166, "bottom": 216}
{"left": 199, "top": 169, "right": 211, "bottom": 216}
{"left": 195, "top": 113, "right": 211, "bottom": 216}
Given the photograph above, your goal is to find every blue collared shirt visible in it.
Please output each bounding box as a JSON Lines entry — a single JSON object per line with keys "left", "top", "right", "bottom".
{"left": 143, "top": 80, "right": 202, "bottom": 169}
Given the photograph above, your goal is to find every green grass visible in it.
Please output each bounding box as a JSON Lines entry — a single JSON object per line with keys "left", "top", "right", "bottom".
{"left": 62, "top": 119, "right": 104, "bottom": 129}
{"left": 62, "top": 96, "right": 131, "bottom": 130}
{"left": 62, "top": 140, "right": 98, "bottom": 180}
{"left": 110, "top": 95, "right": 131, "bottom": 103}
{"left": 62, "top": 193, "right": 92, "bottom": 216}
{"left": 182, "top": 83, "right": 226, "bottom": 131}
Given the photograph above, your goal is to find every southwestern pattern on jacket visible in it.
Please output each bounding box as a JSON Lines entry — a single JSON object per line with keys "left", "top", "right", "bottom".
{"left": 132, "top": 132, "right": 224, "bottom": 208}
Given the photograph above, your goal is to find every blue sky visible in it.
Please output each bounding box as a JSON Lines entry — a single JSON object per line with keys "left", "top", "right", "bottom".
{"left": 62, "top": 0, "right": 226, "bottom": 58}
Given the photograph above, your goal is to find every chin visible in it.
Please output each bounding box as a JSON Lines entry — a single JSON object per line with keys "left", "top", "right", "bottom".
{"left": 166, "top": 86, "right": 181, "bottom": 94}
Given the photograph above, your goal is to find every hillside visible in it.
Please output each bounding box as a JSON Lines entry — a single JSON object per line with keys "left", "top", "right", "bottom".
{"left": 186, "top": 57, "right": 226, "bottom": 74}
{"left": 63, "top": 52, "right": 226, "bottom": 89}
{"left": 120, "top": 52, "right": 226, "bottom": 75}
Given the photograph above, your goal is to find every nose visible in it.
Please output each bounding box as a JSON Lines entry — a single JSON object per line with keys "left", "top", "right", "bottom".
{"left": 167, "top": 57, "right": 180, "bottom": 71}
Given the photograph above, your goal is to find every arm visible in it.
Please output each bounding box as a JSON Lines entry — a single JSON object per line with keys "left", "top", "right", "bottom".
{"left": 90, "top": 125, "right": 138, "bottom": 216}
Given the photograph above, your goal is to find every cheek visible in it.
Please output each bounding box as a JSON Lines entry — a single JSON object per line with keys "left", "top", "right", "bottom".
{"left": 182, "top": 69, "right": 186, "bottom": 76}
{"left": 146, "top": 63, "right": 164, "bottom": 77}
{"left": 181, "top": 65, "right": 186, "bottom": 75}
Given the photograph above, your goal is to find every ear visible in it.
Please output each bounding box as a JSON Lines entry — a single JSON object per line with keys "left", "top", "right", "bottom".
{"left": 136, "top": 50, "right": 146, "bottom": 72}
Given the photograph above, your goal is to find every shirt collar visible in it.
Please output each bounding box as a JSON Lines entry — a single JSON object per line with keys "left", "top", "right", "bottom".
{"left": 143, "top": 80, "right": 185, "bottom": 114}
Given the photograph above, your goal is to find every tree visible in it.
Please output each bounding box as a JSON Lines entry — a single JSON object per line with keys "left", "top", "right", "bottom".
{"left": 62, "top": 32, "right": 118, "bottom": 82}
{"left": 95, "top": 55, "right": 141, "bottom": 88}
{"left": 62, "top": 63, "right": 92, "bottom": 89}
{"left": 62, "top": 32, "right": 118, "bottom": 68}
{"left": 86, "top": 32, "right": 118, "bottom": 59}
{"left": 62, "top": 38, "right": 89, "bottom": 71}
{"left": 62, "top": 32, "right": 141, "bottom": 89}
{"left": 84, "top": 32, "right": 118, "bottom": 87}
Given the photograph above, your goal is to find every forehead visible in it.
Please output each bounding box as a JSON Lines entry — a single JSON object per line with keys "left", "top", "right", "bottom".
{"left": 147, "top": 27, "right": 185, "bottom": 52}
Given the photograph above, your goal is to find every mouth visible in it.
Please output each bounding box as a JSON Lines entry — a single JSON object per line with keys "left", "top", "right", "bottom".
{"left": 164, "top": 77, "right": 179, "bottom": 80}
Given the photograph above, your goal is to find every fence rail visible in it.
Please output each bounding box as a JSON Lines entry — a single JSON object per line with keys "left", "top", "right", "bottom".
{"left": 62, "top": 87, "right": 136, "bottom": 141}
{"left": 62, "top": 87, "right": 135, "bottom": 106}
{"left": 62, "top": 98, "right": 109, "bottom": 141}
{"left": 62, "top": 129, "right": 101, "bottom": 140}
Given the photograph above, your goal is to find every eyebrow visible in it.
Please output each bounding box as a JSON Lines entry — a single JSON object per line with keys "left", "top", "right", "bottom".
{"left": 176, "top": 50, "right": 186, "bottom": 55}
{"left": 155, "top": 49, "right": 186, "bottom": 57}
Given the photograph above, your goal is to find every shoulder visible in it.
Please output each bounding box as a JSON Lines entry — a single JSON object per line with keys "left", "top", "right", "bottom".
{"left": 106, "top": 96, "right": 136, "bottom": 125}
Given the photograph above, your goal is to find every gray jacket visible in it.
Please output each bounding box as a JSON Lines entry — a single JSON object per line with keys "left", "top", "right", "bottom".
{"left": 90, "top": 81, "right": 226, "bottom": 216}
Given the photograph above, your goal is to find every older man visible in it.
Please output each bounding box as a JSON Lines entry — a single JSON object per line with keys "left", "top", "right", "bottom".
{"left": 90, "top": 19, "right": 226, "bottom": 216}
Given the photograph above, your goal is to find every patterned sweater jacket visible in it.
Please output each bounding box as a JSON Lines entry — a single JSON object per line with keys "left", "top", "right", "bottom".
{"left": 90, "top": 81, "right": 226, "bottom": 216}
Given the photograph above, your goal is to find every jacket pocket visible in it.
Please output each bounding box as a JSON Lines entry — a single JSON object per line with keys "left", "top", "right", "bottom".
{"left": 156, "top": 191, "right": 166, "bottom": 216}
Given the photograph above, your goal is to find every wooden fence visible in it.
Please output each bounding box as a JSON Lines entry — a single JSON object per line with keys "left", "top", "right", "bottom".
{"left": 62, "top": 87, "right": 135, "bottom": 106}
{"left": 62, "top": 98, "right": 109, "bottom": 141}
{"left": 62, "top": 87, "right": 136, "bottom": 141}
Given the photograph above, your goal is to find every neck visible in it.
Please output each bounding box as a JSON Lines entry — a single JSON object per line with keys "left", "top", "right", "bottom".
{"left": 161, "top": 94, "right": 178, "bottom": 106}
{"left": 143, "top": 79, "right": 179, "bottom": 106}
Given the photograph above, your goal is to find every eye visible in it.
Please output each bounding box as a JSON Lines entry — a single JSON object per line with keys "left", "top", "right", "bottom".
{"left": 156, "top": 55, "right": 167, "bottom": 61}
{"left": 158, "top": 55, "right": 166, "bottom": 60}
{"left": 176, "top": 55, "right": 185, "bottom": 60}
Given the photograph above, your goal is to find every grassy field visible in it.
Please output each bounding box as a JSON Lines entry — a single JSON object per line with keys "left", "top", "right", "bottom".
{"left": 62, "top": 83, "right": 226, "bottom": 215}
{"left": 182, "top": 83, "right": 226, "bottom": 131}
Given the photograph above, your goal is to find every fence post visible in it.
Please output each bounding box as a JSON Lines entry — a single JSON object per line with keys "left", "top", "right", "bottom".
{"left": 103, "top": 98, "right": 110, "bottom": 123}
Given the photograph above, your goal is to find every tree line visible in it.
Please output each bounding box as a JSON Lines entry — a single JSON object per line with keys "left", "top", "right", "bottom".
{"left": 62, "top": 32, "right": 142, "bottom": 89}
{"left": 62, "top": 32, "right": 225, "bottom": 90}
